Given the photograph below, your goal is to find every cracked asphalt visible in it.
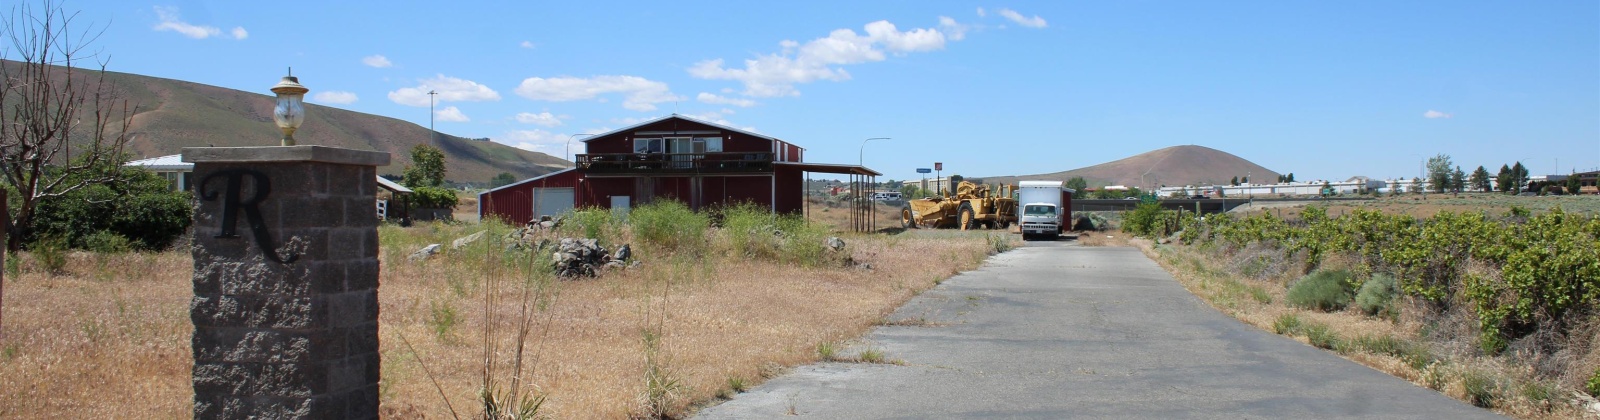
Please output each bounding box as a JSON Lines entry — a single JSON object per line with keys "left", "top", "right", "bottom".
{"left": 694, "top": 239, "right": 1502, "bottom": 419}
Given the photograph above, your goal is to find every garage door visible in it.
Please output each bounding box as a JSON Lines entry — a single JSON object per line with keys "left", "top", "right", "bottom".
{"left": 531, "top": 187, "right": 575, "bottom": 219}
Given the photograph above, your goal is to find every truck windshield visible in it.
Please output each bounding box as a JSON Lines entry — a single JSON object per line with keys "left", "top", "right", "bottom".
{"left": 1024, "top": 205, "right": 1055, "bottom": 216}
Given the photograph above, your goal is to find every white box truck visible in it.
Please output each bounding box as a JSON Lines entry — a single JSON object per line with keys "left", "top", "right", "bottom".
{"left": 1017, "top": 180, "right": 1072, "bottom": 240}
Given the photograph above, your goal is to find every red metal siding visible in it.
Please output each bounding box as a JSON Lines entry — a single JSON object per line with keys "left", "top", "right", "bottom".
{"left": 774, "top": 167, "right": 803, "bottom": 214}
{"left": 580, "top": 177, "right": 634, "bottom": 208}
{"left": 480, "top": 169, "right": 582, "bottom": 224}
{"left": 722, "top": 175, "right": 773, "bottom": 208}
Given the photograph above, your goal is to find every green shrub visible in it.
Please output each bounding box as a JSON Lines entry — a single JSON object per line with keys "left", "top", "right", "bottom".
{"left": 1121, "top": 203, "right": 1171, "bottom": 238}
{"left": 410, "top": 186, "right": 461, "bottom": 209}
{"left": 629, "top": 200, "right": 709, "bottom": 253}
{"left": 561, "top": 208, "right": 621, "bottom": 244}
{"left": 83, "top": 231, "right": 132, "bottom": 254}
{"left": 1302, "top": 322, "right": 1340, "bottom": 349}
{"left": 31, "top": 236, "right": 68, "bottom": 274}
{"left": 1272, "top": 313, "right": 1302, "bottom": 335}
{"left": 1287, "top": 269, "right": 1354, "bottom": 312}
{"left": 29, "top": 159, "right": 192, "bottom": 251}
{"left": 1355, "top": 273, "right": 1398, "bottom": 317}
{"left": 1587, "top": 367, "right": 1600, "bottom": 397}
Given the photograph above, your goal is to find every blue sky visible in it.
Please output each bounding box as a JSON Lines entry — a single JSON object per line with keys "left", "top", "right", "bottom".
{"left": 42, "top": 1, "right": 1600, "bottom": 184}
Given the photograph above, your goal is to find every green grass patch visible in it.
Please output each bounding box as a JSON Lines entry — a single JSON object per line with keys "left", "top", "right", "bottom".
{"left": 1301, "top": 322, "right": 1340, "bottom": 349}
{"left": 1272, "top": 313, "right": 1302, "bottom": 335}
{"left": 1461, "top": 369, "right": 1501, "bottom": 408}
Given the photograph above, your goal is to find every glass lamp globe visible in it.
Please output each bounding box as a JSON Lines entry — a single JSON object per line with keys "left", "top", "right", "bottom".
{"left": 270, "top": 74, "right": 309, "bottom": 146}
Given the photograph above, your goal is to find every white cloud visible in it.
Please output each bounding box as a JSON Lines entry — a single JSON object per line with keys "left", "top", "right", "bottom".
{"left": 435, "top": 106, "right": 470, "bottom": 122}
{"left": 1423, "top": 110, "right": 1453, "bottom": 119}
{"left": 230, "top": 27, "right": 248, "bottom": 40}
{"left": 502, "top": 129, "right": 580, "bottom": 155}
{"left": 312, "top": 91, "right": 358, "bottom": 105}
{"left": 152, "top": 6, "right": 233, "bottom": 39}
{"left": 388, "top": 75, "right": 501, "bottom": 106}
{"left": 976, "top": 7, "right": 987, "bottom": 17}
{"left": 362, "top": 55, "right": 392, "bottom": 68}
{"left": 997, "top": 8, "right": 1048, "bottom": 28}
{"left": 688, "top": 19, "right": 956, "bottom": 97}
{"left": 520, "top": 41, "right": 536, "bottom": 49}
{"left": 514, "top": 75, "right": 683, "bottom": 111}
{"left": 696, "top": 92, "right": 757, "bottom": 107}
{"left": 515, "top": 112, "right": 565, "bottom": 127}
{"left": 939, "top": 16, "right": 969, "bottom": 41}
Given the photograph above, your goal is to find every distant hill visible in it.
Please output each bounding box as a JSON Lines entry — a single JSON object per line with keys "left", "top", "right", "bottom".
{"left": 3, "top": 60, "right": 568, "bottom": 184}
{"left": 985, "top": 145, "right": 1279, "bottom": 189}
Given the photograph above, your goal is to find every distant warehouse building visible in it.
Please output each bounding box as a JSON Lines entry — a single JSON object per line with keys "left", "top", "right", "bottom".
{"left": 479, "top": 115, "right": 880, "bottom": 226}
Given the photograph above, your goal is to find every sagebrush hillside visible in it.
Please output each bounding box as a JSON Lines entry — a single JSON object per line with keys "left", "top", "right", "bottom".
{"left": 986, "top": 145, "right": 1280, "bottom": 189}
{"left": 4, "top": 59, "right": 568, "bottom": 183}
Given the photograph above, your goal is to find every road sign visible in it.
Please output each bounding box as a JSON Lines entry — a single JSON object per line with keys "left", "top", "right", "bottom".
{"left": 934, "top": 162, "right": 943, "bottom": 171}
{"left": 916, "top": 168, "right": 931, "bottom": 174}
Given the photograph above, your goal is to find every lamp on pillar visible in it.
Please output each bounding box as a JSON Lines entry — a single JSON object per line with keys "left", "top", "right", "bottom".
{"left": 270, "top": 70, "right": 309, "bottom": 146}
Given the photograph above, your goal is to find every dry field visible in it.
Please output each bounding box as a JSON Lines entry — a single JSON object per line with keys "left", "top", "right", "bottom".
{"left": 0, "top": 216, "right": 1010, "bottom": 418}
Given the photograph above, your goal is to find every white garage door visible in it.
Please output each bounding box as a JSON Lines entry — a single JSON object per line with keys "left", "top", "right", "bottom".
{"left": 531, "top": 187, "right": 575, "bottom": 219}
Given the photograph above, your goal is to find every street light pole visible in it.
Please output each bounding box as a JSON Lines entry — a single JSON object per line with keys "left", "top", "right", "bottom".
{"left": 859, "top": 137, "right": 890, "bottom": 167}
{"left": 427, "top": 90, "right": 437, "bottom": 141}
{"left": 567, "top": 133, "right": 596, "bottom": 169}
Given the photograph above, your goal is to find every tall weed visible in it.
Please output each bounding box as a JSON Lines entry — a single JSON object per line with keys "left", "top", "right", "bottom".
{"left": 1287, "top": 269, "right": 1354, "bottom": 312}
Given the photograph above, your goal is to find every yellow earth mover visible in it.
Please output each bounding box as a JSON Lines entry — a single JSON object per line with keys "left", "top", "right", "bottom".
{"left": 900, "top": 181, "right": 1018, "bottom": 230}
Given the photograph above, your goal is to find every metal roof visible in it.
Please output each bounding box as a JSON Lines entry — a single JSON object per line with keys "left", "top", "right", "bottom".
{"left": 123, "top": 154, "right": 192, "bottom": 171}
{"left": 581, "top": 114, "right": 796, "bottom": 148}
{"left": 479, "top": 167, "right": 578, "bottom": 196}
{"left": 375, "top": 176, "right": 413, "bottom": 194}
{"left": 773, "top": 162, "right": 881, "bottom": 176}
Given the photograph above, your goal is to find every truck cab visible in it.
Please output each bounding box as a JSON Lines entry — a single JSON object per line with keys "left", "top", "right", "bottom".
{"left": 1020, "top": 203, "right": 1061, "bottom": 240}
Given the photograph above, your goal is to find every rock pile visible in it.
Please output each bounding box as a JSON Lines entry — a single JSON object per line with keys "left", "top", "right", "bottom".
{"left": 551, "top": 238, "right": 632, "bottom": 278}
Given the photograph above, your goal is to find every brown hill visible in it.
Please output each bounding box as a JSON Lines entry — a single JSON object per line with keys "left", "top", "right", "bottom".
{"left": 985, "top": 145, "right": 1279, "bottom": 189}
{"left": 5, "top": 59, "right": 568, "bottom": 184}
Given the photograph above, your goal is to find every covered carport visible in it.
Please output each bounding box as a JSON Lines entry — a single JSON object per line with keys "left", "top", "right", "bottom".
{"left": 775, "top": 162, "right": 880, "bottom": 233}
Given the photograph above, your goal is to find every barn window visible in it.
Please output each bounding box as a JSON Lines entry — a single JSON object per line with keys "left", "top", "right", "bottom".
{"left": 694, "top": 137, "right": 722, "bottom": 153}
{"left": 634, "top": 138, "right": 662, "bottom": 154}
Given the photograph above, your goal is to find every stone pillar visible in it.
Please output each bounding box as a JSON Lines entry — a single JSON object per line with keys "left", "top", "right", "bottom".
{"left": 184, "top": 146, "right": 388, "bottom": 419}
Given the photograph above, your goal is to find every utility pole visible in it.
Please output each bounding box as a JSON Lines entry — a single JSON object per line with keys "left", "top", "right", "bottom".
{"left": 427, "top": 90, "right": 438, "bottom": 141}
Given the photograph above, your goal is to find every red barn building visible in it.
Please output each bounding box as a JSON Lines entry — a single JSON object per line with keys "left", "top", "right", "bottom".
{"left": 480, "top": 115, "right": 880, "bottom": 228}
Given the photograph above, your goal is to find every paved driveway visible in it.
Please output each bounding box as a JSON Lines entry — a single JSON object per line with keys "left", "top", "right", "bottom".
{"left": 696, "top": 240, "right": 1501, "bottom": 419}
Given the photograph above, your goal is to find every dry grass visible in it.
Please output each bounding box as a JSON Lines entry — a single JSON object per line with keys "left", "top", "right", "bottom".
{"left": 0, "top": 218, "right": 998, "bottom": 419}
{"left": 0, "top": 252, "right": 193, "bottom": 418}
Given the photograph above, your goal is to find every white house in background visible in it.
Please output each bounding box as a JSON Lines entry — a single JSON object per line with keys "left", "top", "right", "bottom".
{"left": 124, "top": 154, "right": 414, "bottom": 220}
{"left": 124, "top": 154, "right": 193, "bottom": 191}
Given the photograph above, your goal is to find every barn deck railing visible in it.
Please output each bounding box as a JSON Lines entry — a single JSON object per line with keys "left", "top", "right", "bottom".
{"left": 575, "top": 152, "right": 775, "bottom": 173}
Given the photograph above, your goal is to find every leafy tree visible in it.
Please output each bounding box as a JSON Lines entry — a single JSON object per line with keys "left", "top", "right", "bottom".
{"left": 1241, "top": 175, "right": 1248, "bottom": 184}
{"left": 948, "top": 174, "right": 964, "bottom": 185}
{"left": 489, "top": 172, "right": 517, "bottom": 188}
{"left": 898, "top": 184, "right": 926, "bottom": 199}
{"left": 1287, "top": 173, "right": 1295, "bottom": 183}
{"left": 1567, "top": 173, "right": 1583, "bottom": 195}
{"left": 410, "top": 186, "right": 459, "bottom": 209}
{"left": 0, "top": 1, "right": 139, "bottom": 251}
{"left": 1450, "top": 166, "right": 1466, "bottom": 193}
{"left": 1496, "top": 165, "right": 1513, "bottom": 192}
{"left": 1065, "top": 176, "right": 1088, "bottom": 192}
{"left": 1511, "top": 162, "right": 1529, "bottom": 193}
{"left": 1469, "top": 166, "right": 1490, "bottom": 192}
{"left": 402, "top": 144, "right": 447, "bottom": 188}
{"left": 1230, "top": 176, "right": 1239, "bottom": 186}
{"left": 1426, "top": 154, "right": 1453, "bottom": 193}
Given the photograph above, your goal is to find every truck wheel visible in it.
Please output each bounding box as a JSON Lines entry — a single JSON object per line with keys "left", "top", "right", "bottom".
{"left": 900, "top": 205, "right": 918, "bottom": 229}
{"left": 958, "top": 204, "right": 975, "bottom": 230}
